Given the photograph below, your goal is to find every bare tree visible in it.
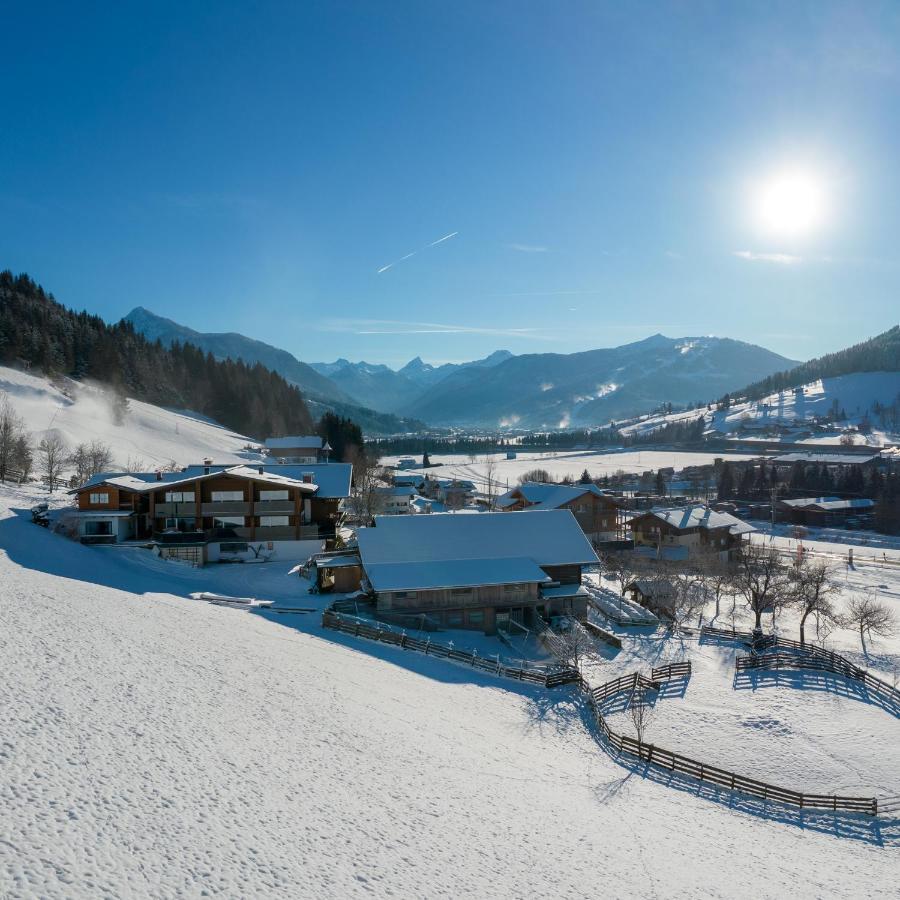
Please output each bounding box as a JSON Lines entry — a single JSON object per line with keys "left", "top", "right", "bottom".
{"left": 0, "top": 393, "right": 31, "bottom": 482}
{"left": 38, "top": 433, "right": 69, "bottom": 492}
{"left": 481, "top": 455, "right": 499, "bottom": 510}
{"left": 518, "top": 468, "right": 552, "bottom": 485}
{"left": 346, "top": 446, "right": 388, "bottom": 524}
{"left": 731, "top": 545, "right": 792, "bottom": 633}
{"left": 845, "top": 593, "right": 896, "bottom": 655}
{"left": 790, "top": 559, "right": 840, "bottom": 646}
{"left": 599, "top": 550, "right": 644, "bottom": 596}
{"left": 695, "top": 553, "right": 735, "bottom": 621}
{"left": 629, "top": 681, "right": 657, "bottom": 744}
{"left": 69, "top": 439, "right": 113, "bottom": 486}
{"left": 669, "top": 571, "right": 708, "bottom": 629}
{"left": 552, "top": 618, "right": 595, "bottom": 672}
{"left": 123, "top": 455, "right": 147, "bottom": 473}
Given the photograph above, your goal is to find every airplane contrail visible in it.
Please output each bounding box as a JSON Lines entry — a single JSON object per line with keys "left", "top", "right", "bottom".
{"left": 377, "top": 231, "right": 458, "bottom": 274}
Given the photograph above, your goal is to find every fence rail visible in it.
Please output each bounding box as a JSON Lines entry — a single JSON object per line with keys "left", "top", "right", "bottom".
{"left": 585, "top": 662, "right": 878, "bottom": 816}
{"left": 322, "top": 609, "right": 581, "bottom": 688}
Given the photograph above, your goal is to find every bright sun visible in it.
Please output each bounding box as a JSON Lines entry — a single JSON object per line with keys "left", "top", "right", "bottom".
{"left": 753, "top": 169, "right": 828, "bottom": 238}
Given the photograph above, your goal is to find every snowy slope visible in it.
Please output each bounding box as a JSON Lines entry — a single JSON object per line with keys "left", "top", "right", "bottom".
{"left": 0, "top": 365, "right": 258, "bottom": 469}
{"left": 620, "top": 371, "right": 900, "bottom": 445}
{"left": 1, "top": 482, "right": 898, "bottom": 898}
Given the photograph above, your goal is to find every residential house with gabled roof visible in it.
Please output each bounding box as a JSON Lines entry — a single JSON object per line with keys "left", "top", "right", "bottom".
{"left": 777, "top": 496, "right": 876, "bottom": 527}
{"left": 70, "top": 462, "right": 351, "bottom": 564}
{"left": 355, "top": 509, "right": 600, "bottom": 633}
{"left": 630, "top": 505, "right": 754, "bottom": 560}
{"left": 264, "top": 435, "right": 331, "bottom": 464}
{"left": 496, "top": 481, "right": 625, "bottom": 543}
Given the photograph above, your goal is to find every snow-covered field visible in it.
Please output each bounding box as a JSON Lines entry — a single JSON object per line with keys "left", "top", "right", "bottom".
{"left": 0, "top": 364, "right": 258, "bottom": 468}
{"left": 380, "top": 449, "right": 759, "bottom": 490}
{"left": 1, "top": 481, "right": 899, "bottom": 898}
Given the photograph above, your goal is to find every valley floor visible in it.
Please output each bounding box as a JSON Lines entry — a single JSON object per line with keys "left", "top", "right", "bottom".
{"left": 1, "top": 483, "right": 899, "bottom": 898}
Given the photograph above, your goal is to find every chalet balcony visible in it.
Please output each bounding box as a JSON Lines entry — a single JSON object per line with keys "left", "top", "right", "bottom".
{"left": 154, "top": 502, "right": 198, "bottom": 516}
{"left": 200, "top": 501, "right": 251, "bottom": 516}
{"left": 153, "top": 530, "right": 207, "bottom": 545}
{"left": 254, "top": 500, "right": 296, "bottom": 514}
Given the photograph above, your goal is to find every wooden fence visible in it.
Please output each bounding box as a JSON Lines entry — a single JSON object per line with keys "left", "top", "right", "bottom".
{"left": 321, "top": 609, "right": 581, "bottom": 688}
{"left": 586, "top": 662, "right": 878, "bottom": 816}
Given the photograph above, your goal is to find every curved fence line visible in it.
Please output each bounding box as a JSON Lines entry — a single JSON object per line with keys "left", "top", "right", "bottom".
{"left": 321, "top": 608, "right": 581, "bottom": 688}
{"left": 586, "top": 662, "right": 878, "bottom": 816}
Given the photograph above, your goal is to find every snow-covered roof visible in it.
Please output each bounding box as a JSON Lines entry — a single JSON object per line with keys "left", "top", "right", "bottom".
{"left": 632, "top": 506, "right": 755, "bottom": 536}
{"left": 74, "top": 465, "right": 325, "bottom": 495}
{"left": 179, "top": 463, "right": 352, "bottom": 498}
{"left": 363, "top": 558, "right": 552, "bottom": 593}
{"left": 540, "top": 583, "right": 589, "bottom": 599}
{"left": 781, "top": 496, "right": 875, "bottom": 512}
{"left": 264, "top": 435, "right": 323, "bottom": 450}
{"left": 497, "top": 481, "right": 619, "bottom": 511}
{"left": 356, "top": 510, "right": 599, "bottom": 592}
{"left": 773, "top": 452, "right": 877, "bottom": 465}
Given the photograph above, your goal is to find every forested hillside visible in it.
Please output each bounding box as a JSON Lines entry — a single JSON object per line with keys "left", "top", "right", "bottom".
{"left": 740, "top": 326, "right": 900, "bottom": 401}
{"left": 0, "top": 272, "right": 313, "bottom": 439}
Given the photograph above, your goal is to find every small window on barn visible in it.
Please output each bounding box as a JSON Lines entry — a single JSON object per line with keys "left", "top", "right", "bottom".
{"left": 393, "top": 591, "right": 417, "bottom": 600}
{"left": 446, "top": 613, "right": 463, "bottom": 626}
{"left": 89, "top": 492, "right": 109, "bottom": 504}
{"left": 467, "top": 610, "right": 484, "bottom": 624}
{"left": 503, "top": 584, "right": 524, "bottom": 593}
{"left": 450, "top": 587, "right": 473, "bottom": 597}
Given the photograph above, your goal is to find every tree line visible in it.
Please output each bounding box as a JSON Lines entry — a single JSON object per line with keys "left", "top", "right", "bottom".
{"left": 0, "top": 271, "right": 314, "bottom": 440}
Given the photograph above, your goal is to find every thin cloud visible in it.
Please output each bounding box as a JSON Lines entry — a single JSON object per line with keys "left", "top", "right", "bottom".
{"left": 507, "top": 243, "right": 549, "bottom": 253}
{"left": 665, "top": 250, "right": 683, "bottom": 260}
{"left": 733, "top": 250, "right": 802, "bottom": 265}
{"left": 318, "top": 317, "right": 558, "bottom": 340}
{"left": 377, "top": 231, "right": 459, "bottom": 274}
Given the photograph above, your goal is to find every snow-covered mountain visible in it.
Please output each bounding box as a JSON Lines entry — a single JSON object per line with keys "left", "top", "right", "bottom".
{"left": 402, "top": 335, "right": 797, "bottom": 429}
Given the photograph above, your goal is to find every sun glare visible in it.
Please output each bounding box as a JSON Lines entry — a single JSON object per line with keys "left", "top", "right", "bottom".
{"left": 752, "top": 168, "right": 828, "bottom": 238}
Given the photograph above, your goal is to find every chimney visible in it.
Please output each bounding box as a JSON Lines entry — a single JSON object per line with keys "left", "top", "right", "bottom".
{"left": 203, "top": 466, "right": 210, "bottom": 476}
{"left": 302, "top": 472, "right": 313, "bottom": 484}
{"left": 155, "top": 471, "right": 162, "bottom": 482}
{"left": 258, "top": 466, "right": 264, "bottom": 475}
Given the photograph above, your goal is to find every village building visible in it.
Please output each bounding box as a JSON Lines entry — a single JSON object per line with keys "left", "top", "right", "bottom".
{"left": 354, "top": 510, "right": 600, "bottom": 634}
{"left": 777, "top": 496, "right": 877, "bottom": 528}
{"left": 71, "top": 462, "right": 352, "bottom": 564}
{"left": 630, "top": 505, "right": 754, "bottom": 559}
{"left": 496, "top": 481, "right": 625, "bottom": 543}
{"left": 772, "top": 451, "right": 878, "bottom": 476}
{"left": 264, "top": 435, "right": 331, "bottom": 464}
{"left": 373, "top": 485, "right": 417, "bottom": 515}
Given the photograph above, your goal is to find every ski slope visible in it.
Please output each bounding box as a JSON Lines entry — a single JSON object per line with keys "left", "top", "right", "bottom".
{"left": 1, "top": 481, "right": 898, "bottom": 898}
{"left": 619, "top": 371, "right": 900, "bottom": 445}
{"left": 0, "top": 364, "right": 258, "bottom": 469}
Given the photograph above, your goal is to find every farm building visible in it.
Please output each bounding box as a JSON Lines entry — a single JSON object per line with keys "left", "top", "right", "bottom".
{"left": 355, "top": 510, "right": 599, "bottom": 633}
{"left": 630, "top": 505, "right": 754, "bottom": 559}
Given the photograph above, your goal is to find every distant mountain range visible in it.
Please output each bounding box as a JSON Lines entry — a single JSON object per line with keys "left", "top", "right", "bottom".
{"left": 125, "top": 308, "right": 798, "bottom": 430}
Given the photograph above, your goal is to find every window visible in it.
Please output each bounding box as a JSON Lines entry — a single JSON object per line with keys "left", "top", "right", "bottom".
{"left": 450, "top": 587, "right": 473, "bottom": 597}
{"left": 211, "top": 491, "right": 244, "bottom": 502}
{"left": 164, "top": 517, "right": 196, "bottom": 532}
{"left": 503, "top": 584, "right": 524, "bottom": 593}
{"left": 213, "top": 516, "right": 245, "bottom": 528}
{"left": 259, "top": 490, "right": 289, "bottom": 501}
{"left": 220, "top": 542, "right": 248, "bottom": 553}
{"left": 84, "top": 520, "right": 112, "bottom": 535}
{"left": 164, "top": 491, "right": 195, "bottom": 503}
{"left": 89, "top": 492, "right": 109, "bottom": 504}
{"left": 446, "top": 613, "right": 463, "bottom": 626}
{"left": 259, "top": 515, "right": 289, "bottom": 527}
{"left": 393, "top": 591, "right": 417, "bottom": 600}
{"left": 467, "top": 610, "right": 484, "bottom": 624}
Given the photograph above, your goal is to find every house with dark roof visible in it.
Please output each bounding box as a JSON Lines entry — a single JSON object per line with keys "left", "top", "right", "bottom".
{"left": 777, "top": 496, "right": 877, "bottom": 527}
{"left": 496, "top": 481, "right": 625, "bottom": 543}
{"left": 355, "top": 510, "right": 600, "bottom": 633}
{"left": 630, "top": 505, "right": 754, "bottom": 559}
{"left": 264, "top": 435, "right": 331, "bottom": 464}
{"left": 70, "top": 462, "right": 351, "bottom": 563}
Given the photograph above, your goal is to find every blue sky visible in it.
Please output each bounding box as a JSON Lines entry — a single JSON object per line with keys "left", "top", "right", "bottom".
{"left": 2, "top": 1, "right": 899, "bottom": 367}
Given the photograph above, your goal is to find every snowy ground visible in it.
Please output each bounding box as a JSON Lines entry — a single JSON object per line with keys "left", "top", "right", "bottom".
{"left": 0, "top": 364, "right": 259, "bottom": 469}
{"left": 380, "top": 449, "right": 759, "bottom": 491}
{"left": 2, "top": 482, "right": 899, "bottom": 898}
